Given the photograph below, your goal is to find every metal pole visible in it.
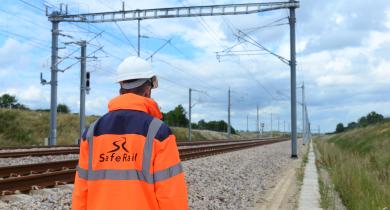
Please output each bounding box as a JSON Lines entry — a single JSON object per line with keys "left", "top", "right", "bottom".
{"left": 289, "top": 1, "right": 298, "bottom": 158}
{"left": 227, "top": 87, "right": 231, "bottom": 139}
{"left": 137, "top": 19, "right": 141, "bottom": 57}
{"left": 278, "top": 115, "right": 280, "bottom": 133}
{"left": 79, "top": 41, "right": 87, "bottom": 144}
{"left": 284, "top": 120, "right": 286, "bottom": 134}
{"left": 256, "top": 105, "right": 259, "bottom": 137}
{"left": 302, "top": 82, "right": 305, "bottom": 144}
{"left": 246, "top": 115, "right": 249, "bottom": 132}
{"left": 49, "top": 20, "right": 59, "bottom": 146}
{"left": 261, "top": 123, "right": 264, "bottom": 137}
{"left": 270, "top": 113, "right": 273, "bottom": 137}
{"left": 318, "top": 125, "right": 320, "bottom": 136}
{"left": 188, "top": 88, "right": 192, "bottom": 141}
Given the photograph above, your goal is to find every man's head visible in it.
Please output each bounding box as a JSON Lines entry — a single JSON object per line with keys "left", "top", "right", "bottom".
{"left": 119, "top": 79, "right": 152, "bottom": 97}
{"left": 116, "top": 56, "right": 158, "bottom": 98}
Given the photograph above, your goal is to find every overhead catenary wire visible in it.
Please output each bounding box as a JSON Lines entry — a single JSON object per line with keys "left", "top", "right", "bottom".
{"left": 242, "top": 17, "right": 289, "bottom": 34}
{"left": 114, "top": 22, "right": 138, "bottom": 54}
{"left": 153, "top": 58, "right": 226, "bottom": 93}
{"left": 0, "top": 8, "right": 51, "bottom": 30}
{"left": 213, "top": 11, "right": 291, "bottom": 102}
{"left": 178, "top": 0, "right": 226, "bottom": 48}
{"left": 22, "top": 0, "right": 298, "bottom": 136}
{"left": 57, "top": 31, "right": 104, "bottom": 66}
{"left": 41, "top": 1, "right": 135, "bottom": 57}
{"left": 60, "top": 46, "right": 104, "bottom": 72}
{"left": 17, "top": 0, "right": 45, "bottom": 12}
{"left": 0, "top": 29, "right": 50, "bottom": 51}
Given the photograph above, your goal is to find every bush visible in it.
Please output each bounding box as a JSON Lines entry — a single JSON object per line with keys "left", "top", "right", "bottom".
{"left": 0, "top": 110, "right": 36, "bottom": 145}
{"left": 336, "top": 111, "right": 385, "bottom": 133}
{"left": 57, "top": 104, "right": 70, "bottom": 113}
{"left": 335, "top": 123, "right": 344, "bottom": 133}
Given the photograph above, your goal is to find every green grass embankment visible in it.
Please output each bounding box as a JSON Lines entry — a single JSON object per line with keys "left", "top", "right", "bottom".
{"left": 315, "top": 122, "right": 390, "bottom": 210}
{"left": 0, "top": 108, "right": 251, "bottom": 146}
{"left": 0, "top": 108, "right": 98, "bottom": 146}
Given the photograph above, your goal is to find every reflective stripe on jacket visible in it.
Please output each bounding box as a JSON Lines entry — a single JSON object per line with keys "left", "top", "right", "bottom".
{"left": 72, "top": 93, "right": 189, "bottom": 210}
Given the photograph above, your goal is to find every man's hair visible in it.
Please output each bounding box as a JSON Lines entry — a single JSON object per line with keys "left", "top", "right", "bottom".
{"left": 120, "top": 79, "right": 152, "bottom": 95}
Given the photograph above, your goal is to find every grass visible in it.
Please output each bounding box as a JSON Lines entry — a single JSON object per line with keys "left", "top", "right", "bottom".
{"left": 296, "top": 145, "right": 309, "bottom": 184}
{"left": 296, "top": 142, "right": 310, "bottom": 193}
{"left": 174, "top": 127, "right": 251, "bottom": 141}
{"left": 0, "top": 108, "right": 257, "bottom": 146}
{"left": 318, "top": 177, "right": 331, "bottom": 209}
{"left": 0, "top": 108, "right": 97, "bottom": 146}
{"left": 315, "top": 122, "right": 390, "bottom": 210}
{"left": 313, "top": 136, "right": 341, "bottom": 210}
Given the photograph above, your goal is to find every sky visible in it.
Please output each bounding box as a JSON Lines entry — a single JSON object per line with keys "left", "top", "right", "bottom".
{"left": 0, "top": 0, "right": 390, "bottom": 133}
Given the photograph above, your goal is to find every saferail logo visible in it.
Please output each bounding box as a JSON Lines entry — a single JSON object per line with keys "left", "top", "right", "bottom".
{"left": 99, "top": 137, "right": 138, "bottom": 162}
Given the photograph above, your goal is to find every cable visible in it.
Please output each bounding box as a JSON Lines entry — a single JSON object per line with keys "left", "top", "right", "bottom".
{"left": 0, "top": 8, "right": 50, "bottom": 30}
{"left": 153, "top": 58, "right": 226, "bottom": 92}
{"left": 0, "top": 29, "right": 50, "bottom": 51}
{"left": 178, "top": 0, "right": 225, "bottom": 48}
{"left": 17, "top": 0, "right": 45, "bottom": 12}
{"left": 57, "top": 32, "right": 104, "bottom": 66}
{"left": 146, "top": 39, "right": 172, "bottom": 61}
{"left": 209, "top": 4, "right": 290, "bottom": 102}
{"left": 243, "top": 17, "right": 289, "bottom": 34}
{"left": 61, "top": 46, "right": 104, "bottom": 72}
{"left": 168, "top": 42, "right": 191, "bottom": 60}
{"left": 114, "top": 22, "right": 138, "bottom": 54}
{"left": 43, "top": 1, "right": 134, "bottom": 56}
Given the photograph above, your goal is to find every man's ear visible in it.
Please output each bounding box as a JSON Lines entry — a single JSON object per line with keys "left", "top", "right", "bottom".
{"left": 144, "top": 86, "right": 152, "bottom": 98}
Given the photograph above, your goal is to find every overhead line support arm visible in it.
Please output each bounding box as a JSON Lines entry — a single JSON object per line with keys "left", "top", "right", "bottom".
{"left": 49, "top": 2, "right": 299, "bottom": 23}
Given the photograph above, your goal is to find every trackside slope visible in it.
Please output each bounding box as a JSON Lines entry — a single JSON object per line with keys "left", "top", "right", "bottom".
{"left": 315, "top": 122, "right": 390, "bottom": 210}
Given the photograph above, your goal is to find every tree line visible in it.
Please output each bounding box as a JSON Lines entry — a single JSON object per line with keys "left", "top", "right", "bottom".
{"left": 1, "top": 94, "right": 236, "bottom": 133}
{"left": 162, "top": 105, "right": 236, "bottom": 134}
{"left": 1, "top": 93, "right": 71, "bottom": 113}
{"left": 335, "top": 111, "right": 386, "bottom": 133}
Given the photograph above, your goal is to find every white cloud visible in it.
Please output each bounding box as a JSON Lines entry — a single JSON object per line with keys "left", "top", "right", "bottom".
{"left": 0, "top": 85, "right": 49, "bottom": 106}
{"left": 316, "top": 74, "right": 360, "bottom": 87}
{"left": 1, "top": 0, "right": 390, "bottom": 133}
{"left": 333, "top": 14, "right": 345, "bottom": 25}
{"left": 0, "top": 38, "right": 30, "bottom": 67}
{"left": 372, "top": 60, "right": 390, "bottom": 84}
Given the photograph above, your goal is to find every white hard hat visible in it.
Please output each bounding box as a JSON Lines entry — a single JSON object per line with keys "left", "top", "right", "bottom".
{"left": 116, "top": 56, "right": 158, "bottom": 89}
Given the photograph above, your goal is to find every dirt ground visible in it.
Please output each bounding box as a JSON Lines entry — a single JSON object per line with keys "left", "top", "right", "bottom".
{"left": 251, "top": 143, "right": 308, "bottom": 210}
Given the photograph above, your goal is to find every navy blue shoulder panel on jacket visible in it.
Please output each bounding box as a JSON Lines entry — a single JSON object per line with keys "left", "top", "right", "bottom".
{"left": 93, "top": 110, "right": 172, "bottom": 142}
{"left": 155, "top": 122, "right": 173, "bottom": 141}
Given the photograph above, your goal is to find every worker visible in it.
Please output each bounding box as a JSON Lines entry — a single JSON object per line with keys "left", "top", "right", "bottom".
{"left": 72, "top": 56, "right": 189, "bottom": 210}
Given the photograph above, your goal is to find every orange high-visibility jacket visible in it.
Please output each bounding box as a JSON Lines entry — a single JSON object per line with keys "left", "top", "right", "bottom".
{"left": 72, "top": 93, "right": 189, "bottom": 210}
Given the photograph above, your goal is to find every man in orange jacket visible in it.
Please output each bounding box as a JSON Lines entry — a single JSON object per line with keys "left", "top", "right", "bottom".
{"left": 72, "top": 56, "right": 189, "bottom": 210}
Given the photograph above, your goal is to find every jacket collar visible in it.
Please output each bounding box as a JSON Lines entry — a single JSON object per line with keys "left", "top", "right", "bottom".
{"left": 108, "top": 93, "right": 162, "bottom": 119}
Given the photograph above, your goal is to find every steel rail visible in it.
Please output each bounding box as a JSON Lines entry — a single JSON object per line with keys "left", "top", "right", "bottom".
{"left": 0, "top": 137, "right": 279, "bottom": 150}
{"left": 0, "top": 138, "right": 288, "bottom": 178}
{"left": 0, "top": 148, "right": 80, "bottom": 158}
{"left": 0, "top": 138, "right": 286, "bottom": 158}
{"left": 0, "top": 138, "right": 288, "bottom": 193}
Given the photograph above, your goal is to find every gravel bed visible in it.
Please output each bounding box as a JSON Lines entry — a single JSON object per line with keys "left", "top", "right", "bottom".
{"left": 178, "top": 140, "right": 259, "bottom": 149}
{"left": 185, "top": 140, "right": 302, "bottom": 209}
{"left": 1, "top": 140, "right": 301, "bottom": 209}
{"left": 0, "top": 154, "right": 79, "bottom": 167}
{"left": 1, "top": 186, "right": 73, "bottom": 210}
{"left": 0, "top": 147, "right": 77, "bottom": 152}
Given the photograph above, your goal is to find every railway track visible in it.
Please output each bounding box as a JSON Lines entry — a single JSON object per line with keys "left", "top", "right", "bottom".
{"left": 0, "top": 138, "right": 267, "bottom": 151}
{"left": 0, "top": 138, "right": 279, "bottom": 158}
{"left": 0, "top": 137, "right": 288, "bottom": 194}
